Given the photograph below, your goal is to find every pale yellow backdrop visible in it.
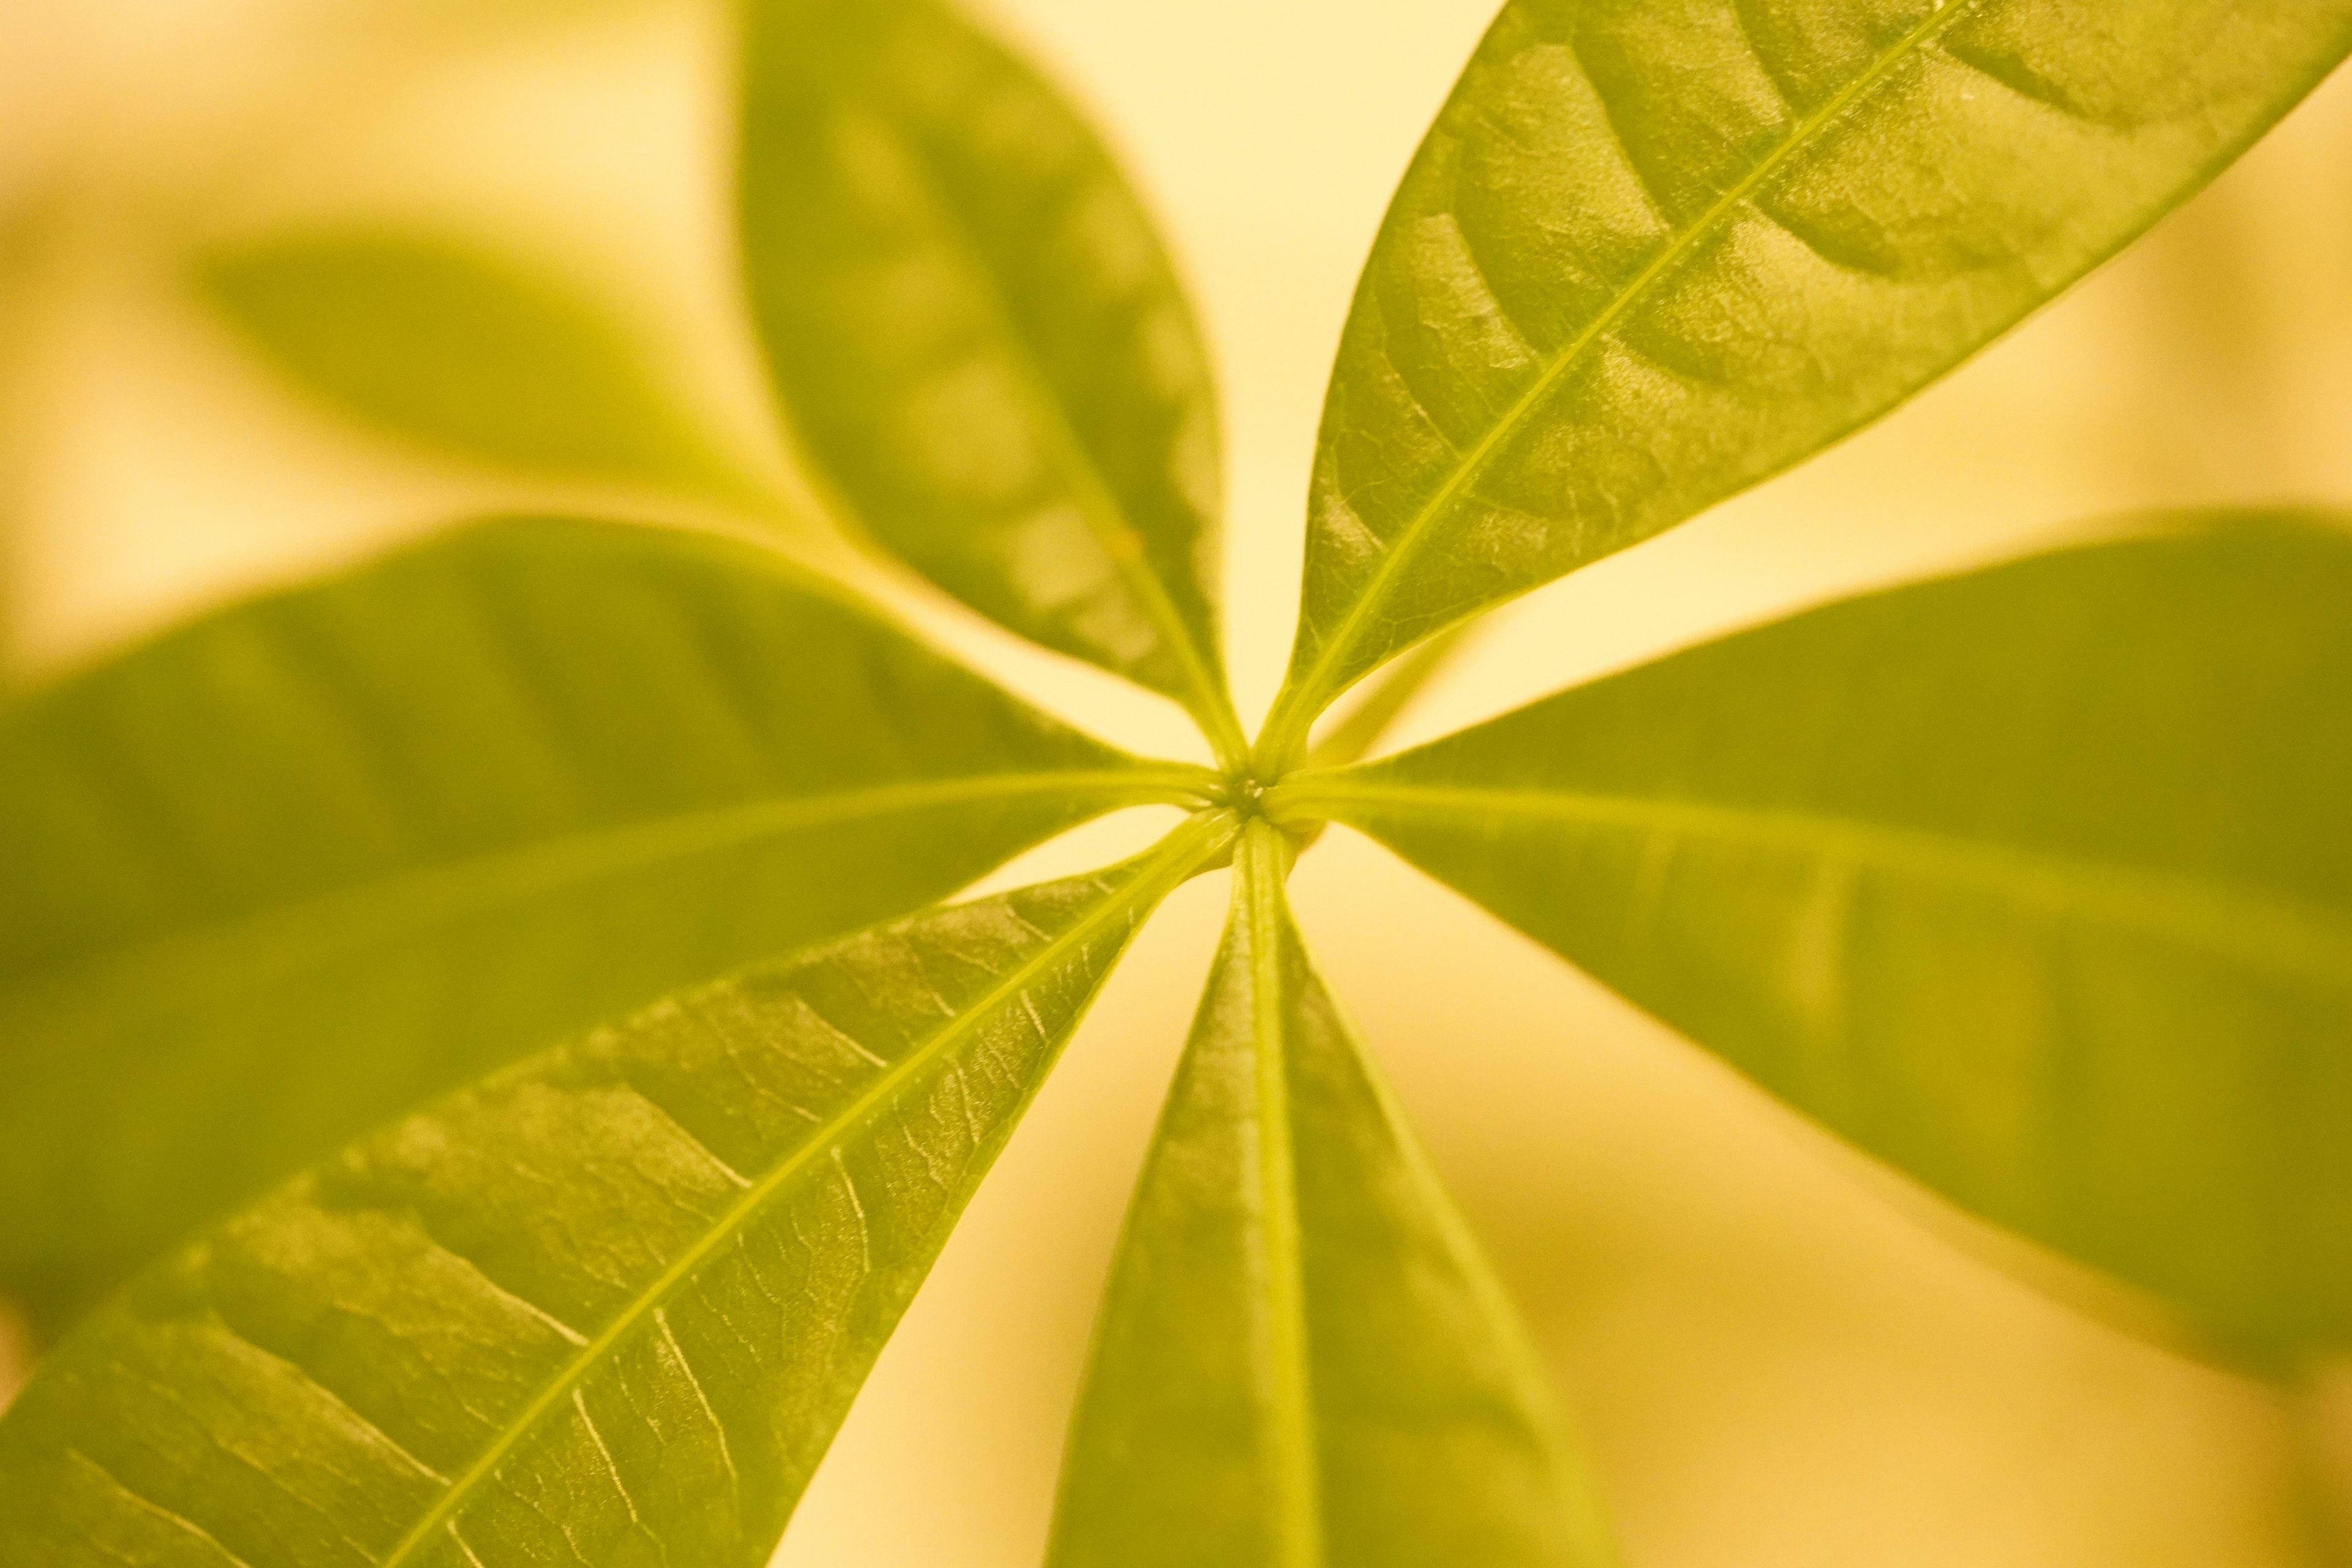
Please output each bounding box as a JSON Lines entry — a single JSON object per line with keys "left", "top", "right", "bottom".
{"left": 3, "top": 2, "right": 2351, "bottom": 1564}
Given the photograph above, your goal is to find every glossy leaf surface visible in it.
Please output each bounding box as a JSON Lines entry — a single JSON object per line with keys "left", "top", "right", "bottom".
{"left": 1276, "top": 518, "right": 2352, "bottom": 1349}
{"left": 1261, "top": 0, "right": 2352, "bottom": 753}
{"left": 0, "top": 516, "right": 1184, "bottom": 1332}
{"left": 1050, "top": 821, "right": 1615, "bottom": 1567}
{"left": 0, "top": 819, "right": 1232, "bottom": 1566}
{"left": 206, "top": 232, "right": 752, "bottom": 500}
{"left": 739, "top": 0, "right": 1243, "bottom": 761}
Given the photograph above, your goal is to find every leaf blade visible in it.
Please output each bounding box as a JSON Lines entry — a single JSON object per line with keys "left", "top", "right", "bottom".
{"left": 0, "top": 815, "right": 1235, "bottom": 1567}
{"left": 0, "top": 515, "right": 1188, "bottom": 1332}
{"left": 738, "top": 0, "right": 1243, "bottom": 760}
{"left": 205, "top": 232, "right": 758, "bottom": 504}
{"left": 1276, "top": 515, "right": 2352, "bottom": 1351}
{"left": 1260, "top": 0, "right": 2352, "bottom": 755}
{"left": 1049, "top": 820, "right": 1615, "bottom": 1567}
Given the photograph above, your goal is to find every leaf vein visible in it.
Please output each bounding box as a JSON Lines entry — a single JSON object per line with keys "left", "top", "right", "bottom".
{"left": 64, "top": 1450, "right": 258, "bottom": 1568}
{"left": 570, "top": 1390, "right": 647, "bottom": 1536}
{"left": 1238, "top": 823, "right": 1323, "bottom": 1566}
{"left": 2, "top": 771, "right": 1191, "bottom": 1022}
{"left": 651, "top": 1307, "right": 741, "bottom": 1494}
{"left": 1287, "top": 778, "right": 2352, "bottom": 984}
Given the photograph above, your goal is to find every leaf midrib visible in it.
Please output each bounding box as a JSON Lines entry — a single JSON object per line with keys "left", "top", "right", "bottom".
{"left": 1278, "top": 776, "right": 2352, "bottom": 983}
{"left": 2, "top": 769, "right": 1203, "bottom": 1020}
{"left": 862, "top": 83, "right": 1248, "bottom": 768}
{"left": 1238, "top": 821, "right": 1322, "bottom": 1566}
{"left": 1268, "top": 0, "right": 1982, "bottom": 748}
{"left": 377, "top": 809, "right": 1235, "bottom": 1568}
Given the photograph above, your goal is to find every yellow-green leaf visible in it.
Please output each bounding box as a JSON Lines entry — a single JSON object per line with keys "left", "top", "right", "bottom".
{"left": 205, "top": 232, "right": 754, "bottom": 502}
{"left": 1259, "top": 0, "right": 2352, "bottom": 758}
{"left": 0, "top": 516, "right": 1193, "bottom": 1334}
{"left": 1275, "top": 516, "right": 2352, "bottom": 1352}
{"left": 0, "top": 814, "right": 1235, "bottom": 1567}
{"left": 739, "top": 0, "right": 1244, "bottom": 763}
{"left": 1050, "top": 820, "right": 1616, "bottom": 1567}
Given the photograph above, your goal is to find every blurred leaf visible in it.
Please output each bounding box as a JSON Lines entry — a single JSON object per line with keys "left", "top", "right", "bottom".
{"left": 739, "top": 0, "right": 1245, "bottom": 763}
{"left": 1050, "top": 820, "right": 1615, "bottom": 1568}
{"left": 1308, "top": 621, "right": 1479, "bottom": 773}
{"left": 0, "top": 514, "right": 1197, "bottom": 1335}
{"left": 0, "top": 816, "right": 1236, "bottom": 1566}
{"left": 205, "top": 232, "right": 756, "bottom": 502}
{"left": 1275, "top": 516, "right": 2352, "bottom": 1352}
{"left": 1257, "top": 0, "right": 2352, "bottom": 759}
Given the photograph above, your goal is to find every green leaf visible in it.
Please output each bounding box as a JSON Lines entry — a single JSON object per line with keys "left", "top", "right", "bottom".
{"left": 1257, "top": 0, "right": 2352, "bottom": 760}
{"left": 1272, "top": 516, "right": 2352, "bottom": 1352}
{"left": 739, "top": 0, "right": 1245, "bottom": 764}
{"left": 0, "top": 514, "right": 1197, "bottom": 1335}
{"left": 204, "top": 232, "right": 758, "bottom": 502}
{"left": 1049, "top": 820, "right": 1615, "bottom": 1567}
{"left": 0, "top": 814, "right": 1235, "bottom": 1567}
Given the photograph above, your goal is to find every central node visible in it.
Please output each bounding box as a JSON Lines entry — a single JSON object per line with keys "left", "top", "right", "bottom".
{"left": 1218, "top": 772, "right": 1270, "bottom": 819}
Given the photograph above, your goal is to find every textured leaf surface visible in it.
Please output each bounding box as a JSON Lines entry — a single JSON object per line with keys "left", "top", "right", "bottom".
{"left": 1050, "top": 820, "right": 1614, "bottom": 1567}
{"left": 0, "top": 818, "right": 1232, "bottom": 1567}
{"left": 1260, "top": 0, "right": 2352, "bottom": 753}
{"left": 739, "top": 0, "right": 1243, "bottom": 761}
{"left": 0, "top": 516, "right": 1187, "bottom": 1333}
{"left": 206, "top": 232, "right": 752, "bottom": 500}
{"left": 1275, "top": 518, "right": 2352, "bottom": 1349}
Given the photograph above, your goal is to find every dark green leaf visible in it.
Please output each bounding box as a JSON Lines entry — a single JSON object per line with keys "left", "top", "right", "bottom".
{"left": 739, "top": 0, "right": 1245, "bottom": 763}
{"left": 0, "top": 814, "right": 1235, "bottom": 1566}
{"left": 1273, "top": 516, "right": 2352, "bottom": 1351}
{"left": 205, "top": 232, "right": 759, "bottom": 503}
{"left": 1257, "top": 0, "right": 2352, "bottom": 760}
{"left": 1050, "top": 820, "right": 1615, "bottom": 1567}
{"left": 0, "top": 515, "right": 1197, "bottom": 1333}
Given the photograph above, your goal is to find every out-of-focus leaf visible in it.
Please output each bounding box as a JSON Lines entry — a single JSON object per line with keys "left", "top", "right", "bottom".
{"left": 1257, "top": 0, "right": 2352, "bottom": 759}
{"left": 0, "top": 815, "right": 1235, "bottom": 1566}
{"left": 205, "top": 232, "right": 756, "bottom": 502}
{"left": 739, "top": 0, "right": 1245, "bottom": 763}
{"left": 1050, "top": 819, "right": 1615, "bottom": 1567}
{"left": 1308, "top": 622, "right": 1479, "bottom": 774}
{"left": 1273, "top": 516, "right": 2352, "bottom": 1351}
{"left": 0, "top": 515, "right": 1199, "bottom": 1334}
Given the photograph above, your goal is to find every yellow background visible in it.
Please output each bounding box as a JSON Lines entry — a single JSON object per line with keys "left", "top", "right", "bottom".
{"left": 4, "top": 1, "right": 2351, "bottom": 1562}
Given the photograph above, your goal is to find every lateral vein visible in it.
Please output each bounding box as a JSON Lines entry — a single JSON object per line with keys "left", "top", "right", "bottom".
{"left": 65, "top": 1449, "right": 258, "bottom": 1568}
